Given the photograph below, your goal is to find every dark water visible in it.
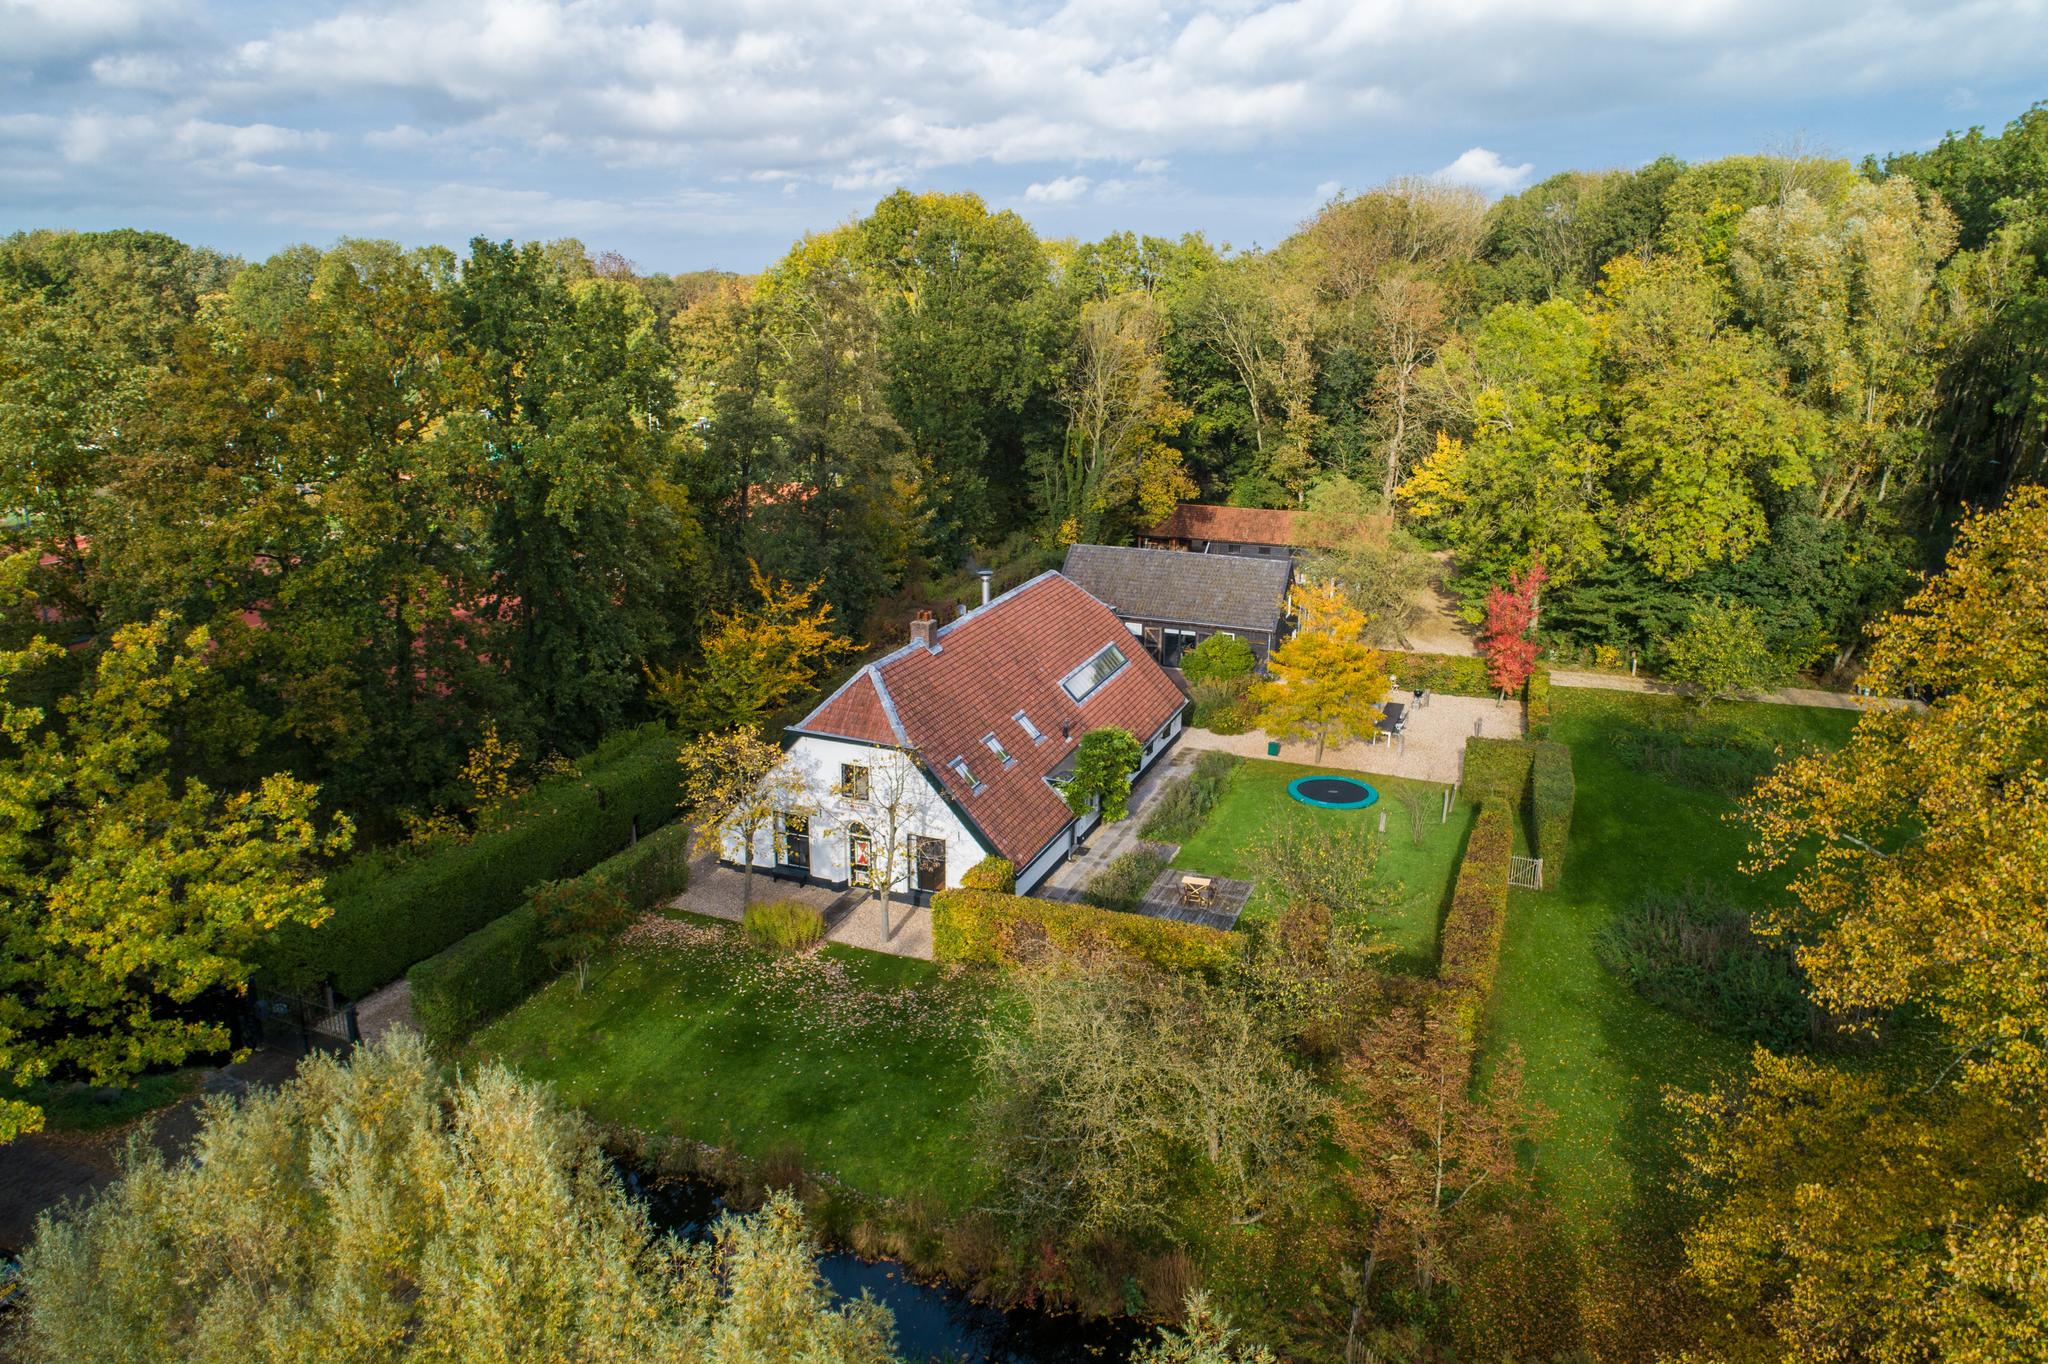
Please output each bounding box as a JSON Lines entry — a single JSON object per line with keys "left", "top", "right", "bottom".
{"left": 626, "top": 1171, "right": 1150, "bottom": 1363}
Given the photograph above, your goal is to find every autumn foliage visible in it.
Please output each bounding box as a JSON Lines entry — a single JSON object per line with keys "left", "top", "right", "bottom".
{"left": 1478, "top": 559, "right": 1547, "bottom": 695}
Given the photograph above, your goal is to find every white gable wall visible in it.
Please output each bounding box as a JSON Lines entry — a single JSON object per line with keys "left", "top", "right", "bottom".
{"left": 723, "top": 735, "right": 988, "bottom": 894}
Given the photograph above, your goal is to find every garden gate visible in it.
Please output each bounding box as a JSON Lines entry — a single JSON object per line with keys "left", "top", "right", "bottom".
{"left": 1508, "top": 856, "right": 1544, "bottom": 891}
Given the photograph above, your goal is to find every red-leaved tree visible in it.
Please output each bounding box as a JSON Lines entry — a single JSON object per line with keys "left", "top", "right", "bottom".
{"left": 1479, "top": 560, "right": 1547, "bottom": 695}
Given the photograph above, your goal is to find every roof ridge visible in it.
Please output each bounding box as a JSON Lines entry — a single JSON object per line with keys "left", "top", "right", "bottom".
{"left": 932, "top": 568, "right": 1064, "bottom": 640}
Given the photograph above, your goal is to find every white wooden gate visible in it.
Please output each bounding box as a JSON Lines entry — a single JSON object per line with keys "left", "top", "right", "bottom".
{"left": 1509, "top": 855, "right": 1544, "bottom": 890}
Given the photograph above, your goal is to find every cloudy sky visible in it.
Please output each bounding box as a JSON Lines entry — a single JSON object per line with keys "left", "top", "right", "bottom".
{"left": 3, "top": 0, "right": 2043, "bottom": 272}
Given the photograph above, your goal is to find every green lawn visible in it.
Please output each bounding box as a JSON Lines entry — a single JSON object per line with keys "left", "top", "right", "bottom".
{"left": 1169, "top": 757, "right": 1475, "bottom": 969}
{"left": 1484, "top": 690, "right": 1859, "bottom": 1226}
{"left": 2, "top": 1067, "right": 202, "bottom": 1133}
{"left": 471, "top": 917, "right": 992, "bottom": 1207}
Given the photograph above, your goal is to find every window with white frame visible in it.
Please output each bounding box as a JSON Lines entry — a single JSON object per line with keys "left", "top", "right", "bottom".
{"left": 840, "top": 763, "right": 869, "bottom": 800}
{"left": 948, "top": 756, "right": 984, "bottom": 794}
{"left": 982, "top": 732, "right": 1014, "bottom": 767}
{"left": 1014, "top": 710, "right": 1045, "bottom": 743}
{"left": 1061, "top": 643, "right": 1128, "bottom": 703}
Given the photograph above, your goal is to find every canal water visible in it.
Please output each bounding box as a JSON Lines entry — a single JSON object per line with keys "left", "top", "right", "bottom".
{"left": 628, "top": 1171, "right": 1151, "bottom": 1363}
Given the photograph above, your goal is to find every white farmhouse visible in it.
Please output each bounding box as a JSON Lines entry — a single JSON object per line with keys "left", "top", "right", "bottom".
{"left": 723, "top": 571, "right": 1190, "bottom": 900}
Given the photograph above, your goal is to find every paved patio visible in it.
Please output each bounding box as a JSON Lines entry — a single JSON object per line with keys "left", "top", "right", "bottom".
{"left": 1135, "top": 867, "right": 1251, "bottom": 931}
{"left": 1179, "top": 690, "right": 1521, "bottom": 786}
{"left": 666, "top": 852, "right": 935, "bottom": 959}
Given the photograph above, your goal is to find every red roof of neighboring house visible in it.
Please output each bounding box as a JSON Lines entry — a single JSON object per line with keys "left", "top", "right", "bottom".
{"left": 795, "top": 572, "right": 1187, "bottom": 867}
{"left": 1144, "top": 502, "right": 1301, "bottom": 547}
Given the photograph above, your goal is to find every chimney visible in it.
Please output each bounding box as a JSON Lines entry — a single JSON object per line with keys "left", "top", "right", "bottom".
{"left": 975, "top": 568, "right": 993, "bottom": 606}
{"left": 909, "top": 610, "right": 936, "bottom": 651}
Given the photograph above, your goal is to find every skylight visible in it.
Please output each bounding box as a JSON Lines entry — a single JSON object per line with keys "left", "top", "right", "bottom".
{"left": 1014, "top": 710, "right": 1044, "bottom": 743}
{"left": 982, "top": 732, "right": 1014, "bottom": 767}
{"left": 1061, "top": 643, "right": 1128, "bottom": 704}
{"left": 948, "top": 756, "right": 984, "bottom": 794}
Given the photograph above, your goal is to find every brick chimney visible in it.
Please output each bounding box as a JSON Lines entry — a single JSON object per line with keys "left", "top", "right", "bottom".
{"left": 909, "top": 610, "right": 937, "bottom": 651}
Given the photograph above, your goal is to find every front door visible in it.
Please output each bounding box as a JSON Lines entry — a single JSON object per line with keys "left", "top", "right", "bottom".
{"left": 914, "top": 837, "right": 946, "bottom": 895}
{"left": 847, "top": 824, "right": 873, "bottom": 889}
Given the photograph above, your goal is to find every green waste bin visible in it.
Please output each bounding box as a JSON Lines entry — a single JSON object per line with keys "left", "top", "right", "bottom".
{"left": 1266, "top": 740, "right": 1281, "bottom": 757}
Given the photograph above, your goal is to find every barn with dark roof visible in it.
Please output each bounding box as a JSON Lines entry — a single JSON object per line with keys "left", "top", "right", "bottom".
{"left": 1061, "top": 542, "right": 1293, "bottom": 669}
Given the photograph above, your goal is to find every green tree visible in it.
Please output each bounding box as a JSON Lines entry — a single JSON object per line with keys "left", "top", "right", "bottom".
{"left": 0, "top": 618, "right": 351, "bottom": 1141}
{"left": 1061, "top": 726, "right": 1144, "bottom": 821}
{"left": 532, "top": 877, "right": 633, "bottom": 993}
{"left": 1659, "top": 599, "right": 1782, "bottom": 702}
{"left": 18, "top": 1034, "right": 899, "bottom": 1361}
{"left": 855, "top": 191, "right": 1046, "bottom": 551}
{"left": 1132, "top": 1295, "right": 1277, "bottom": 1364}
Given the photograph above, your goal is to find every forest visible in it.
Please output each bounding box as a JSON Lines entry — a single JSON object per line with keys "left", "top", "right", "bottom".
{"left": 2, "top": 97, "right": 2046, "bottom": 1363}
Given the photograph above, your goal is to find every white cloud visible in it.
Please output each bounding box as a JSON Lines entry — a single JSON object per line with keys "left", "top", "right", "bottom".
{"left": 1024, "top": 174, "right": 1090, "bottom": 202}
{"left": 1432, "top": 146, "right": 1535, "bottom": 195}
{"left": 1314, "top": 178, "right": 1343, "bottom": 202}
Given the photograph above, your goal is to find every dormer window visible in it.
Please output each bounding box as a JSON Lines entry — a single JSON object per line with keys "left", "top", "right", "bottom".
{"left": 1014, "top": 710, "right": 1044, "bottom": 743}
{"left": 982, "top": 732, "right": 1014, "bottom": 767}
{"left": 1061, "top": 643, "right": 1128, "bottom": 704}
{"left": 948, "top": 756, "right": 984, "bottom": 795}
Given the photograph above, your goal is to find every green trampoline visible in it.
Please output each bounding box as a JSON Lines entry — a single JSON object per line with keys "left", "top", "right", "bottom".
{"left": 1287, "top": 775, "right": 1380, "bottom": 809}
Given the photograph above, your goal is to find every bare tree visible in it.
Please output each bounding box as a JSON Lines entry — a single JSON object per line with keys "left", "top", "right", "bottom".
{"left": 840, "top": 746, "right": 948, "bottom": 940}
{"left": 677, "top": 727, "right": 816, "bottom": 910}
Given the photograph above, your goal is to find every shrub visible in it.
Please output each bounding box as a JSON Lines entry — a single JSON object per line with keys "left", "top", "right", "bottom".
{"left": 1436, "top": 805, "right": 1513, "bottom": 1045}
{"left": 1594, "top": 883, "right": 1812, "bottom": 1048}
{"left": 931, "top": 889, "right": 1236, "bottom": 976}
{"left": 961, "top": 856, "right": 1017, "bottom": 893}
{"left": 1081, "top": 849, "right": 1171, "bottom": 913}
{"left": 743, "top": 900, "right": 825, "bottom": 952}
{"left": 1139, "top": 751, "right": 1242, "bottom": 843}
{"left": 1179, "top": 633, "right": 1255, "bottom": 686}
{"left": 1250, "top": 818, "right": 1395, "bottom": 921}
{"left": 1525, "top": 664, "right": 1553, "bottom": 739}
{"left": 1606, "top": 716, "right": 1786, "bottom": 797}
{"left": 264, "top": 723, "right": 680, "bottom": 997}
{"left": 1190, "top": 676, "right": 1258, "bottom": 735}
{"left": 1658, "top": 599, "right": 1784, "bottom": 702}
{"left": 405, "top": 818, "right": 691, "bottom": 1046}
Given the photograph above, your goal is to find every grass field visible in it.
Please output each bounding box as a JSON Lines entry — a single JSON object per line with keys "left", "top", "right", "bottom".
{"left": 1, "top": 1068, "right": 202, "bottom": 1133}
{"left": 1484, "top": 689, "right": 1859, "bottom": 1225}
{"left": 1168, "top": 757, "right": 1475, "bottom": 969}
{"left": 472, "top": 916, "right": 991, "bottom": 1206}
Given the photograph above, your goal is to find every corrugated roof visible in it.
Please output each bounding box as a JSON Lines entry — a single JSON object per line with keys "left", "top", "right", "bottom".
{"left": 1061, "top": 543, "right": 1291, "bottom": 633}
{"left": 1143, "top": 502, "right": 1302, "bottom": 546}
{"left": 790, "top": 572, "right": 1187, "bottom": 865}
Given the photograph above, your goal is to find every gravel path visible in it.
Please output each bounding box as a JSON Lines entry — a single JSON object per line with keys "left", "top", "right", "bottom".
{"left": 1548, "top": 668, "right": 1916, "bottom": 711}
{"left": 1178, "top": 692, "right": 1519, "bottom": 786}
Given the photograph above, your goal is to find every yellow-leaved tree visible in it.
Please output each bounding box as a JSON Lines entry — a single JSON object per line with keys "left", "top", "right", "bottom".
{"left": 1253, "top": 581, "right": 1389, "bottom": 762}
{"left": 0, "top": 617, "right": 352, "bottom": 1143}
{"left": 1673, "top": 487, "right": 2048, "bottom": 1362}
{"left": 649, "top": 563, "right": 854, "bottom": 734}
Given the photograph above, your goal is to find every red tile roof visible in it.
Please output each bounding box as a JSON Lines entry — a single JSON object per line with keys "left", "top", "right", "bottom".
{"left": 792, "top": 573, "right": 1187, "bottom": 866}
{"left": 1144, "top": 502, "right": 1301, "bottom": 547}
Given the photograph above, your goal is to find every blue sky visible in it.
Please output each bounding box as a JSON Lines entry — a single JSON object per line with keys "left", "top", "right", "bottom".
{"left": 3, "top": 0, "right": 2043, "bottom": 273}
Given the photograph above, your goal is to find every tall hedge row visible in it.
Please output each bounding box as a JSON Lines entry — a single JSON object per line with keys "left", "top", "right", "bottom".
{"left": 1436, "top": 805, "right": 1513, "bottom": 1045}
{"left": 408, "top": 817, "right": 695, "bottom": 1045}
{"left": 931, "top": 888, "right": 1237, "bottom": 976}
{"left": 264, "top": 723, "right": 681, "bottom": 997}
{"left": 1529, "top": 741, "right": 1575, "bottom": 883}
{"left": 1461, "top": 735, "right": 1575, "bottom": 885}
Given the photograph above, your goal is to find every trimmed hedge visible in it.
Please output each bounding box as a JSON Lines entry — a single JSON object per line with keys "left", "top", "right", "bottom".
{"left": 1462, "top": 736, "right": 1575, "bottom": 886}
{"left": 1386, "top": 651, "right": 1495, "bottom": 698}
{"left": 269, "top": 722, "right": 682, "bottom": 997}
{"left": 1436, "top": 804, "right": 1513, "bottom": 1045}
{"left": 961, "top": 856, "right": 1018, "bottom": 893}
{"left": 1525, "top": 665, "right": 1553, "bottom": 740}
{"left": 408, "top": 904, "right": 546, "bottom": 1046}
{"left": 931, "top": 888, "right": 1237, "bottom": 977}
{"left": 407, "top": 817, "right": 693, "bottom": 1045}
{"left": 1529, "top": 741, "right": 1575, "bottom": 883}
